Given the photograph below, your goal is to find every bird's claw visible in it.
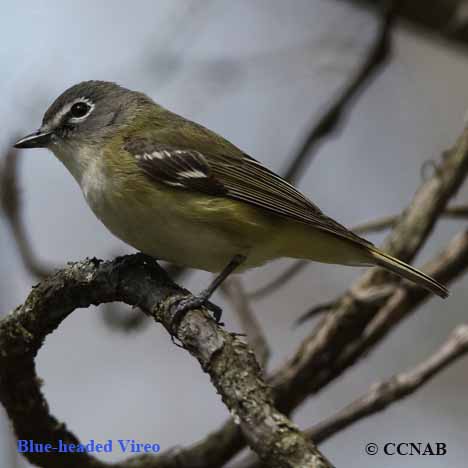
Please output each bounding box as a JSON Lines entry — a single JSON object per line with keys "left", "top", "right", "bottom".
{"left": 205, "top": 299, "right": 223, "bottom": 324}
{"left": 169, "top": 293, "right": 223, "bottom": 347}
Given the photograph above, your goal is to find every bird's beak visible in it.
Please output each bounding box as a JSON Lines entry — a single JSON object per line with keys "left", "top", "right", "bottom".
{"left": 14, "top": 129, "right": 53, "bottom": 149}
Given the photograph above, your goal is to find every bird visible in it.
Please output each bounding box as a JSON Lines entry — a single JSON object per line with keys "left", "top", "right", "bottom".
{"left": 14, "top": 81, "right": 448, "bottom": 328}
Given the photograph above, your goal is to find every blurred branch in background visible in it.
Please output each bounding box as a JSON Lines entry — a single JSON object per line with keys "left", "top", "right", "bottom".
{"left": 143, "top": 0, "right": 216, "bottom": 91}
{"left": 248, "top": 260, "right": 309, "bottom": 301}
{"left": 351, "top": 204, "right": 468, "bottom": 233}
{"left": 283, "top": 0, "right": 397, "bottom": 182}
{"left": 337, "top": 0, "right": 468, "bottom": 49}
{"left": 306, "top": 324, "right": 468, "bottom": 444}
{"left": 0, "top": 141, "right": 54, "bottom": 280}
{"left": 101, "top": 303, "right": 149, "bottom": 333}
{"left": 222, "top": 278, "right": 270, "bottom": 367}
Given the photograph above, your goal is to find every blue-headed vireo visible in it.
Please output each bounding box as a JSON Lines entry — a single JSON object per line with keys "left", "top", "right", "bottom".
{"left": 14, "top": 81, "right": 448, "bottom": 326}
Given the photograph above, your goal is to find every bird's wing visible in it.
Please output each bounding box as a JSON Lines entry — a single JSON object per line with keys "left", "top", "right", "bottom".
{"left": 123, "top": 139, "right": 372, "bottom": 248}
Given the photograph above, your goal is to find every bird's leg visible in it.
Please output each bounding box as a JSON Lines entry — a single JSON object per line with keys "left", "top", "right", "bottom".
{"left": 170, "top": 254, "right": 246, "bottom": 339}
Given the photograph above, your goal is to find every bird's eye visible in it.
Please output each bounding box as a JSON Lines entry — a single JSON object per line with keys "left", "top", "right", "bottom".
{"left": 70, "top": 101, "right": 91, "bottom": 119}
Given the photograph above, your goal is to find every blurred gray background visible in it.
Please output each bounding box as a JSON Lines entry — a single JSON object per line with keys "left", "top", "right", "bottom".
{"left": 1, "top": 1, "right": 467, "bottom": 467}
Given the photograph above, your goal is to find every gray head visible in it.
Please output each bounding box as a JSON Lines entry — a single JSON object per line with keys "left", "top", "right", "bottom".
{"left": 14, "top": 81, "right": 152, "bottom": 149}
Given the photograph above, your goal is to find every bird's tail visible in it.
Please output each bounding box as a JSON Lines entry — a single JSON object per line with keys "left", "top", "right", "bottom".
{"left": 368, "top": 247, "right": 448, "bottom": 298}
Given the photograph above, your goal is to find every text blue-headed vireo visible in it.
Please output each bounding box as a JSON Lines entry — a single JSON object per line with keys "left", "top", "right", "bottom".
{"left": 14, "top": 81, "right": 448, "bottom": 326}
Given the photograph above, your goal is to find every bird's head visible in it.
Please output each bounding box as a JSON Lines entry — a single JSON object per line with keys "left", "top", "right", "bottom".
{"left": 14, "top": 80, "right": 152, "bottom": 153}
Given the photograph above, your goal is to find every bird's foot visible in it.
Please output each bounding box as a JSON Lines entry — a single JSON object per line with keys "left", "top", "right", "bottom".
{"left": 169, "top": 291, "right": 223, "bottom": 347}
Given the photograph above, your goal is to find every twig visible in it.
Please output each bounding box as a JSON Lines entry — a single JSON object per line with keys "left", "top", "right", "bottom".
{"left": 0, "top": 144, "right": 54, "bottom": 279}
{"left": 248, "top": 260, "right": 309, "bottom": 300}
{"left": 221, "top": 278, "right": 270, "bottom": 367}
{"left": 352, "top": 204, "right": 468, "bottom": 235}
{"left": 336, "top": 0, "right": 468, "bottom": 49}
{"left": 0, "top": 254, "right": 332, "bottom": 468}
{"left": 333, "top": 229, "right": 468, "bottom": 369}
{"left": 282, "top": 0, "right": 397, "bottom": 182}
{"left": 307, "top": 324, "right": 468, "bottom": 443}
{"left": 101, "top": 303, "right": 149, "bottom": 332}
{"left": 294, "top": 299, "right": 341, "bottom": 325}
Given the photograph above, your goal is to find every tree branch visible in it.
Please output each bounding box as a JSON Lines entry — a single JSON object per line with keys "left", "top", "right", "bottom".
{"left": 248, "top": 261, "right": 309, "bottom": 301}
{"left": 307, "top": 323, "right": 468, "bottom": 443}
{"left": 352, "top": 204, "right": 468, "bottom": 235}
{"left": 282, "top": 0, "right": 397, "bottom": 182}
{"left": 0, "top": 144, "right": 54, "bottom": 279}
{"left": 336, "top": 0, "right": 468, "bottom": 50}
{"left": 221, "top": 278, "right": 270, "bottom": 368}
{"left": 0, "top": 255, "right": 332, "bottom": 468}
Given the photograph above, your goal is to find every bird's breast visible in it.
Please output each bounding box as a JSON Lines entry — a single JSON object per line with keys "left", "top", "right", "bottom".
{"left": 78, "top": 159, "right": 278, "bottom": 272}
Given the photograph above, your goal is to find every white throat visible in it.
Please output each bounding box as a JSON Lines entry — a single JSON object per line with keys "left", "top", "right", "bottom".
{"left": 51, "top": 143, "right": 107, "bottom": 202}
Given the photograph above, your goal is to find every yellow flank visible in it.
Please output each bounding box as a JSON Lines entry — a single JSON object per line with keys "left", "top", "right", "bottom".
{"left": 276, "top": 220, "right": 372, "bottom": 266}
{"left": 98, "top": 138, "right": 369, "bottom": 271}
{"left": 95, "top": 131, "right": 369, "bottom": 272}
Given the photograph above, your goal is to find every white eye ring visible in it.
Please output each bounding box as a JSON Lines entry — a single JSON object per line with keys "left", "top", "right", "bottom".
{"left": 68, "top": 97, "right": 95, "bottom": 122}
